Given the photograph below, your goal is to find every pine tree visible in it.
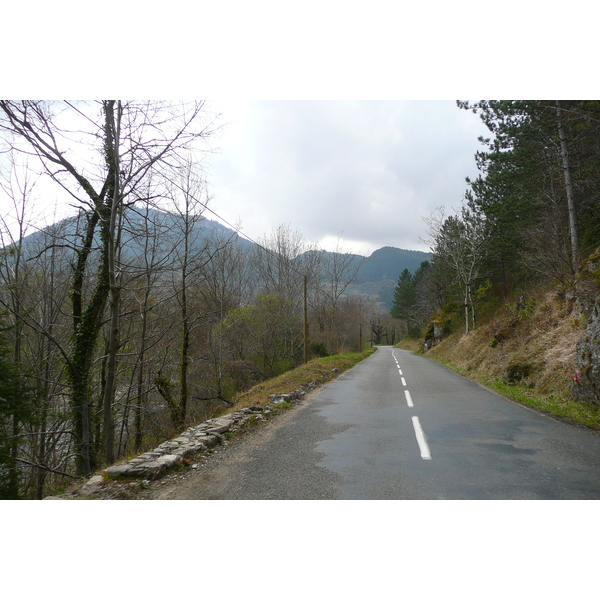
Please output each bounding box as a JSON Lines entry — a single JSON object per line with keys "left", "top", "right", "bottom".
{"left": 390, "top": 268, "right": 415, "bottom": 322}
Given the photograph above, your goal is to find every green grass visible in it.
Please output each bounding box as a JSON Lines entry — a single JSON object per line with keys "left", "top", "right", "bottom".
{"left": 487, "top": 379, "right": 600, "bottom": 430}
{"left": 426, "top": 354, "right": 600, "bottom": 431}
{"left": 222, "top": 347, "right": 377, "bottom": 413}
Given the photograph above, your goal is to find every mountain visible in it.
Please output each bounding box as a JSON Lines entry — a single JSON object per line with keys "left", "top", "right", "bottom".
{"left": 357, "top": 246, "right": 431, "bottom": 282}
{"left": 16, "top": 210, "right": 429, "bottom": 312}
{"left": 18, "top": 207, "right": 255, "bottom": 257}
{"left": 348, "top": 246, "right": 431, "bottom": 311}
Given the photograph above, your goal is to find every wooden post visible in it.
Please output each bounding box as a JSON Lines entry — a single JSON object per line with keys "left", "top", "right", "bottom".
{"left": 303, "top": 275, "right": 308, "bottom": 363}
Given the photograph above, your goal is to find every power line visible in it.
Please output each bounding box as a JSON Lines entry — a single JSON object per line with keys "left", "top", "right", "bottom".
{"left": 192, "top": 194, "right": 310, "bottom": 362}
{"left": 193, "top": 196, "right": 307, "bottom": 277}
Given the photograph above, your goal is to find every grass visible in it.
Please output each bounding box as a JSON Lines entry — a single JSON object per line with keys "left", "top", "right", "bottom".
{"left": 222, "top": 347, "right": 378, "bottom": 413}
{"left": 54, "top": 347, "right": 378, "bottom": 498}
{"left": 423, "top": 354, "right": 600, "bottom": 431}
{"left": 397, "top": 289, "right": 600, "bottom": 432}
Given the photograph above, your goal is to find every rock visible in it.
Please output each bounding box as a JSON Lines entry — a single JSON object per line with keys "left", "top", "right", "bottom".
{"left": 575, "top": 295, "right": 600, "bottom": 405}
{"left": 202, "top": 434, "right": 220, "bottom": 448}
{"left": 129, "top": 454, "right": 182, "bottom": 479}
{"left": 79, "top": 475, "right": 105, "bottom": 497}
{"left": 104, "top": 463, "right": 135, "bottom": 479}
{"left": 47, "top": 380, "right": 323, "bottom": 498}
{"left": 205, "top": 424, "right": 230, "bottom": 434}
{"left": 176, "top": 442, "right": 207, "bottom": 459}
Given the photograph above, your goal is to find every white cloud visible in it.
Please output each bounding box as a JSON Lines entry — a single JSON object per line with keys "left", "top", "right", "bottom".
{"left": 206, "top": 100, "right": 490, "bottom": 254}
{"left": 0, "top": 100, "right": 490, "bottom": 256}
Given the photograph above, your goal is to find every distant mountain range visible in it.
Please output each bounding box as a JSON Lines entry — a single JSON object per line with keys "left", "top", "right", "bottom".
{"left": 19, "top": 209, "right": 431, "bottom": 312}
{"left": 349, "top": 246, "right": 431, "bottom": 309}
{"left": 301, "top": 245, "right": 431, "bottom": 310}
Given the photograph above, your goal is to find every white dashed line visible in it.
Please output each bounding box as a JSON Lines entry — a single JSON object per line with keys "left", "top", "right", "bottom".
{"left": 412, "top": 416, "right": 432, "bottom": 460}
{"left": 393, "top": 353, "right": 432, "bottom": 460}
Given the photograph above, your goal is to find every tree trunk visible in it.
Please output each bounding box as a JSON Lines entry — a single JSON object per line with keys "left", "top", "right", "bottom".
{"left": 134, "top": 307, "right": 149, "bottom": 452}
{"left": 179, "top": 223, "right": 190, "bottom": 431}
{"left": 180, "top": 305, "right": 190, "bottom": 429}
{"left": 555, "top": 101, "right": 580, "bottom": 274}
{"left": 464, "top": 283, "right": 471, "bottom": 335}
{"left": 100, "top": 100, "right": 126, "bottom": 466}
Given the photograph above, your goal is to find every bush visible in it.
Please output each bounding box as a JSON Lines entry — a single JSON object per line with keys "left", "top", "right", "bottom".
{"left": 309, "top": 342, "right": 330, "bottom": 358}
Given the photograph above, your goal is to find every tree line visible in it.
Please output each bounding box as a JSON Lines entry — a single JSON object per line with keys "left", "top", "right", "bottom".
{"left": 0, "top": 101, "right": 387, "bottom": 499}
{"left": 391, "top": 100, "right": 600, "bottom": 341}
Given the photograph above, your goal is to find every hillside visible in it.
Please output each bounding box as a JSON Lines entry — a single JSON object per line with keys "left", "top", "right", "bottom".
{"left": 20, "top": 207, "right": 255, "bottom": 256}
{"left": 401, "top": 286, "right": 600, "bottom": 430}
{"left": 21, "top": 211, "right": 429, "bottom": 310}
{"left": 357, "top": 246, "right": 431, "bottom": 282}
{"left": 350, "top": 247, "right": 431, "bottom": 310}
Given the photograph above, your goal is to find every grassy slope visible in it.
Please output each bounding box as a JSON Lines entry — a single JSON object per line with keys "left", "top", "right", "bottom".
{"left": 223, "top": 347, "right": 377, "bottom": 412}
{"left": 399, "top": 290, "right": 600, "bottom": 431}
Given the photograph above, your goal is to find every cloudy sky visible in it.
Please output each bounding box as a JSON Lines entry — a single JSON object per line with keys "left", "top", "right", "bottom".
{"left": 0, "top": 100, "right": 490, "bottom": 256}
{"left": 204, "top": 100, "right": 490, "bottom": 255}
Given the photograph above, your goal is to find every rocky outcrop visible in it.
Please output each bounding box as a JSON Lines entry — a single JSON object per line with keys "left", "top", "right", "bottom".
{"left": 575, "top": 296, "right": 600, "bottom": 405}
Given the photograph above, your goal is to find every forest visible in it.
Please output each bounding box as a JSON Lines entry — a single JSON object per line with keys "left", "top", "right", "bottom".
{"left": 3, "top": 100, "right": 600, "bottom": 500}
{"left": 0, "top": 101, "right": 400, "bottom": 499}
{"left": 390, "top": 100, "right": 600, "bottom": 346}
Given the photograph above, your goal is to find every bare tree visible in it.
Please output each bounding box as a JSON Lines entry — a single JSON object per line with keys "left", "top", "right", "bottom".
{"left": 0, "top": 100, "right": 216, "bottom": 475}
{"left": 0, "top": 153, "right": 75, "bottom": 497}
{"left": 310, "top": 236, "right": 363, "bottom": 352}
{"left": 426, "top": 205, "right": 489, "bottom": 335}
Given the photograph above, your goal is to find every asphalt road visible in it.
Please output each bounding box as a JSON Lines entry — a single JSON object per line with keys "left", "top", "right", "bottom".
{"left": 150, "top": 347, "right": 600, "bottom": 499}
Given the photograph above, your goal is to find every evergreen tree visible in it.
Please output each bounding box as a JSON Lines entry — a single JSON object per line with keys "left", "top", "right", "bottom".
{"left": 390, "top": 268, "right": 415, "bottom": 322}
{"left": 459, "top": 100, "right": 600, "bottom": 289}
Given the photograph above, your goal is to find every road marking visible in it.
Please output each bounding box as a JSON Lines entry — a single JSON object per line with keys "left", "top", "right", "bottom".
{"left": 398, "top": 368, "right": 403, "bottom": 375}
{"left": 412, "top": 416, "right": 432, "bottom": 460}
{"left": 401, "top": 377, "right": 407, "bottom": 386}
{"left": 404, "top": 390, "right": 414, "bottom": 407}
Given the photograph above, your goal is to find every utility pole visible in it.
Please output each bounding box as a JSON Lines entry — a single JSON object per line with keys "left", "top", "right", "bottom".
{"left": 303, "top": 275, "right": 308, "bottom": 363}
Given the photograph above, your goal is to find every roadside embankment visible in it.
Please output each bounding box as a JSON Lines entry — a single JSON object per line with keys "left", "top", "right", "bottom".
{"left": 399, "top": 290, "right": 600, "bottom": 431}
{"left": 45, "top": 348, "right": 376, "bottom": 499}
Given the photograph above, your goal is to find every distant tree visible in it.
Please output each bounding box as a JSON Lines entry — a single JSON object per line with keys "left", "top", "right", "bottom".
{"left": 390, "top": 261, "right": 436, "bottom": 337}
{"left": 219, "top": 293, "right": 302, "bottom": 378}
{"left": 311, "top": 237, "right": 364, "bottom": 353}
{"left": 390, "top": 268, "right": 415, "bottom": 321}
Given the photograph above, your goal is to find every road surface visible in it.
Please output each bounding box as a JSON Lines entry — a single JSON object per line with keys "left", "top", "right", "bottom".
{"left": 148, "top": 347, "right": 600, "bottom": 499}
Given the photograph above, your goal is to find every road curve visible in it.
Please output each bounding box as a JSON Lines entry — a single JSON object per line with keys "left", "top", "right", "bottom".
{"left": 149, "top": 347, "right": 600, "bottom": 499}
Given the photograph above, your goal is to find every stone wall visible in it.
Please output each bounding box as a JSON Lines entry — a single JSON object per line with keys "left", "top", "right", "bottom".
{"left": 45, "top": 381, "right": 319, "bottom": 499}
